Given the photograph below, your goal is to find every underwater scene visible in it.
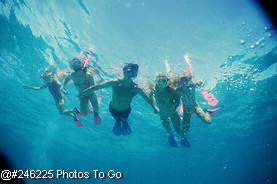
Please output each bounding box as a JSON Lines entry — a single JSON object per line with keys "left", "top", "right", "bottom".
{"left": 0, "top": 0, "right": 276, "bottom": 184}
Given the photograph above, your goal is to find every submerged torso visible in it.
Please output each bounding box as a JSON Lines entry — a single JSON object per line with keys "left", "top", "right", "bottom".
{"left": 47, "top": 79, "right": 63, "bottom": 101}
{"left": 71, "top": 69, "right": 95, "bottom": 93}
{"left": 154, "top": 86, "right": 179, "bottom": 114}
{"left": 110, "top": 79, "right": 138, "bottom": 111}
{"left": 179, "top": 83, "right": 196, "bottom": 112}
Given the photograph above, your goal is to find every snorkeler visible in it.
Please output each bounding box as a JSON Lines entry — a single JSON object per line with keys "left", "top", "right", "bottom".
{"left": 80, "top": 63, "right": 159, "bottom": 136}
{"left": 150, "top": 74, "right": 190, "bottom": 147}
{"left": 63, "top": 51, "right": 103, "bottom": 125}
{"left": 23, "top": 66, "right": 82, "bottom": 127}
{"left": 176, "top": 54, "right": 213, "bottom": 133}
{"left": 149, "top": 73, "right": 190, "bottom": 147}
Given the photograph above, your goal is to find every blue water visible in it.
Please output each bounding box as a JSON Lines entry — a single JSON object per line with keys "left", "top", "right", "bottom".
{"left": 0, "top": 0, "right": 277, "bottom": 183}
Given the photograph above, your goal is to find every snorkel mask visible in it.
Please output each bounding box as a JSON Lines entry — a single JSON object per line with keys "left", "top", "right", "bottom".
{"left": 70, "top": 57, "right": 85, "bottom": 71}
{"left": 156, "top": 75, "right": 169, "bottom": 88}
{"left": 180, "top": 75, "right": 192, "bottom": 86}
{"left": 41, "top": 69, "right": 53, "bottom": 82}
{"left": 123, "top": 63, "right": 139, "bottom": 79}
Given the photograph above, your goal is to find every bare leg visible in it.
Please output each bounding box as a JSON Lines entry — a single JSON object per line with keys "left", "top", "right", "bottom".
{"left": 80, "top": 96, "right": 89, "bottom": 116}
{"left": 194, "top": 103, "right": 211, "bottom": 124}
{"left": 161, "top": 116, "right": 177, "bottom": 147}
{"left": 89, "top": 92, "right": 101, "bottom": 124}
{"left": 170, "top": 112, "right": 182, "bottom": 136}
{"left": 55, "top": 99, "right": 75, "bottom": 118}
{"left": 89, "top": 92, "right": 99, "bottom": 114}
{"left": 172, "top": 111, "right": 190, "bottom": 147}
{"left": 161, "top": 118, "right": 173, "bottom": 136}
{"left": 182, "top": 108, "right": 192, "bottom": 133}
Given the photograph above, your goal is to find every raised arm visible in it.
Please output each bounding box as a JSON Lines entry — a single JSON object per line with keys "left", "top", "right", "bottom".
{"left": 85, "top": 50, "right": 111, "bottom": 80}
{"left": 80, "top": 80, "right": 117, "bottom": 97}
{"left": 137, "top": 88, "right": 159, "bottom": 113}
{"left": 183, "top": 54, "right": 193, "bottom": 77}
{"left": 23, "top": 84, "right": 47, "bottom": 91}
{"left": 165, "top": 59, "right": 173, "bottom": 78}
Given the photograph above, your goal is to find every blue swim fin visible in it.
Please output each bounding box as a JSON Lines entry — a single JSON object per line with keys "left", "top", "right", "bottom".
{"left": 112, "top": 121, "right": 121, "bottom": 136}
{"left": 121, "top": 121, "right": 132, "bottom": 136}
{"left": 168, "top": 135, "right": 178, "bottom": 147}
{"left": 180, "top": 137, "right": 191, "bottom": 148}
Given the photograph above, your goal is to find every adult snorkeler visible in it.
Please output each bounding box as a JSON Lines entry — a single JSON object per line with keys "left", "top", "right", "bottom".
{"left": 176, "top": 54, "right": 213, "bottom": 133}
{"left": 23, "top": 66, "right": 82, "bottom": 127}
{"left": 149, "top": 70, "right": 190, "bottom": 147}
{"left": 62, "top": 52, "right": 103, "bottom": 125}
{"left": 79, "top": 63, "right": 159, "bottom": 136}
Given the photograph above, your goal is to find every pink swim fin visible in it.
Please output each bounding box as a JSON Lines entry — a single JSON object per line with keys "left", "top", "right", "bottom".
{"left": 201, "top": 90, "right": 219, "bottom": 107}
{"left": 74, "top": 120, "right": 83, "bottom": 128}
{"left": 206, "top": 107, "right": 220, "bottom": 114}
{"left": 94, "top": 115, "right": 102, "bottom": 125}
{"left": 74, "top": 119, "right": 83, "bottom": 128}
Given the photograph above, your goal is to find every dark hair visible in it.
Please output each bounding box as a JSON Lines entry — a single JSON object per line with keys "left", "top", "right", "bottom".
{"left": 123, "top": 63, "right": 139, "bottom": 72}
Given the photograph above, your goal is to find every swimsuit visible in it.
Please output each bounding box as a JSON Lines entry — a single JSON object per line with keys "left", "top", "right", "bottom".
{"left": 109, "top": 103, "right": 131, "bottom": 119}
{"left": 48, "top": 80, "right": 63, "bottom": 100}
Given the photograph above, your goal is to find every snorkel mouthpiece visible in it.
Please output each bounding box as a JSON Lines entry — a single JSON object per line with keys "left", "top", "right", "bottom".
{"left": 123, "top": 63, "right": 139, "bottom": 78}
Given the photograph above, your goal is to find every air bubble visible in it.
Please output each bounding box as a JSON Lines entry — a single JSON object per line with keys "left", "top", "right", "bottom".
{"left": 250, "top": 45, "right": 255, "bottom": 49}
{"left": 240, "top": 39, "right": 245, "bottom": 44}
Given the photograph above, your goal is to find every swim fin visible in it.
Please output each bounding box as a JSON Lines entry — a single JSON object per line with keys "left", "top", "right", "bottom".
{"left": 121, "top": 121, "right": 132, "bottom": 136}
{"left": 74, "top": 117, "right": 83, "bottom": 128}
{"left": 93, "top": 112, "right": 102, "bottom": 125}
{"left": 112, "top": 121, "right": 121, "bottom": 136}
{"left": 168, "top": 135, "right": 178, "bottom": 147}
{"left": 180, "top": 137, "right": 191, "bottom": 148}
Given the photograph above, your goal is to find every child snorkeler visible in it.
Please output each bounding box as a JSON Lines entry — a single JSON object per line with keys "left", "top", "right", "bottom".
{"left": 176, "top": 54, "right": 212, "bottom": 133}
{"left": 80, "top": 63, "right": 159, "bottom": 136}
{"left": 23, "top": 65, "right": 82, "bottom": 127}
{"left": 63, "top": 50, "right": 104, "bottom": 125}
{"left": 149, "top": 72, "right": 191, "bottom": 147}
